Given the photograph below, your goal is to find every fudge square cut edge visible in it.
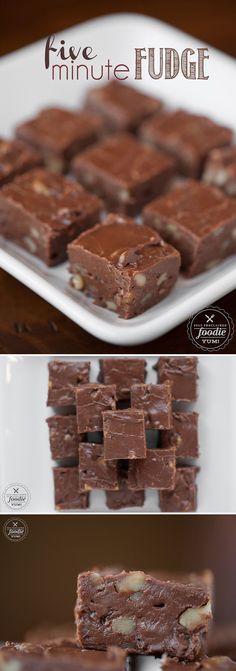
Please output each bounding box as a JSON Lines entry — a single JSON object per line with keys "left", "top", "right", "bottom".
{"left": 72, "top": 132, "right": 176, "bottom": 215}
{"left": 75, "top": 384, "right": 117, "bottom": 433}
{"left": 0, "top": 136, "right": 42, "bottom": 186}
{"left": 161, "top": 411, "right": 199, "bottom": 459}
{"left": 0, "top": 168, "right": 103, "bottom": 266}
{"left": 143, "top": 179, "right": 236, "bottom": 276}
{"left": 75, "top": 569, "right": 212, "bottom": 658}
{"left": 130, "top": 380, "right": 173, "bottom": 429}
{"left": 46, "top": 414, "right": 84, "bottom": 461}
{"left": 68, "top": 213, "right": 181, "bottom": 319}
{"left": 53, "top": 467, "right": 89, "bottom": 510}
{"left": 103, "top": 409, "right": 147, "bottom": 460}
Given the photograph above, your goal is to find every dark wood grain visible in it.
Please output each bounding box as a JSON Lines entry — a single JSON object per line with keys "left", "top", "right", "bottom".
{"left": 0, "top": 0, "right": 235, "bottom": 354}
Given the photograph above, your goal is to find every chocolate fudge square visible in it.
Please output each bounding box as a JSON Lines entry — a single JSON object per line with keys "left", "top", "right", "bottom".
{"left": 76, "top": 384, "right": 117, "bottom": 433}
{"left": 85, "top": 80, "right": 163, "bottom": 131}
{"left": 144, "top": 180, "right": 236, "bottom": 276}
{"left": 68, "top": 214, "right": 180, "bottom": 319}
{"left": 203, "top": 146, "right": 236, "bottom": 197}
{"left": 106, "top": 465, "right": 145, "bottom": 509}
{"left": 47, "top": 360, "right": 90, "bottom": 407}
{"left": 72, "top": 132, "right": 175, "bottom": 215}
{"left": 156, "top": 357, "right": 198, "bottom": 402}
{"left": 79, "top": 443, "right": 119, "bottom": 491}
{"left": 75, "top": 568, "right": 212, "bottom": 658}
{"left": 53, "top": 467, "right": 89, "bottom": 510}
{"left": 140, "top": 110, "right": 232, "bottom": 177}
{"left": 0, "top": 137, "right": 42, "bottom": 186}
{"left": 159, "top": 466, "right": 198, "bottom": 512}
{"left": 131, "top": 381, "right": 172, "bottom": 429}
{"left": 98, "top": 358, "right": 146, "bottom": 400}
{"left": 103, "top": 409, "right": 146, "bottom": 460}
{"left": 46, "top": 415, "right": 84, "bottom": 461}
{"left": 0, "top": 169, "right": 103, "bottom": 266}
{"left": 161, "top": 411, "right": 199, "bottom": 459}
{"left": 128, "top": 447, "right": 176, "bottom": 490}
{"left": 16, "top": 107, "right": 104, "bottom": 172}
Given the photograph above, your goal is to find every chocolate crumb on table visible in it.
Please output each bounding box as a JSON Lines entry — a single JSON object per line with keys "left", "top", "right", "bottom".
{"left": 47, "top": 360, "right": 90, "bottom": 407}
{"left": 0, "top": 137, "right": 42, "bottom": 186}
{"left": 130, "top": 381, "right": 173, "bottom": 429}
{"left": 103, "top": 409, "right": 147, "bottom": 460}
{"left": 46, "top": 415, "right": 84, "bottom": 461}
{"left": 75, "top": 568, "right": 212, "bottom": 658}
{"left": 143, "top": 180, "right": 236, "bottom": 276}
{"left": 161, "top": 411, "right": 199, "bottom": 459}
{"left": 53, "top": 466, "right": 89, "bottom": 510}
{"left": 140, "top": 109, "right": 233, "bottom": 177}
{"left": 106, "top": 463, "right": 145, "bottom": 509}
{"left": 85, "top": 80, "right": 163, "bottom": 131}
{"left": 15, "top": 107, "right": 105, "bottom": 173}
{"left": 203, "top": 146, "right": 236, "bottom": 197}
{"left": 98, "top": 358, "right": 147, "bottom": 400}
{"left": 76, "top": 384, "right": 117, "bottom": 432}
{"left": 159, "top": 465, "right": 198, "bottom": 512}
{"left": 78, "top": 443, "right": 119, "bottom": 491}
{"left": 72, "top": 132, "right": 175, "bottom": 215}
{"left": 68, "top": 213, "right": 180, "bottom": 319}
{"left": 155, "top": 357, "right": 198, "bottom": 402}
{"left": 128, "top": 447, "right": 176, "bottom": 490}
{"left": 0, "top": 168, "right": 103, "bottom": 266}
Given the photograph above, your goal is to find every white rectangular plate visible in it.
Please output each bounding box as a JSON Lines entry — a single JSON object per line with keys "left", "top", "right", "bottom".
{"left": 0, "top": 354, "right": 235, "bottom": 513}
{"left": 0, "top": 13, "right": 236, "bottom": 345}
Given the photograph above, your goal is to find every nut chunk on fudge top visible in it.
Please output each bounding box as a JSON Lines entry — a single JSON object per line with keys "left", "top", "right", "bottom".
{"left": 98, "top": 358, "right": 147, "bottom": 400}
{"left": 0, "top": 137, "right": 42, "bottom": 186}
{"left": 103, "top": 409, "right": 146, "bottom": 460}
{"left": 155, "top": 357, "right": 198, "bottom": 402}
{"left": 72, "top": 132, "right": 175, "bottom": 215}
{"left": 0, "top": 169, "right": 103, "bottom": 266}
{"left": 85, "top": 80, "right": 163, "bottom": 131}
{"left": 140, "top": 110, "right": 233, "bottom": 177}
{"left": 143, "top": 180, "right": 236, "bottom": 277}
{"left": 75, "top": 569, "right": 212, "bottom": 659}
{"left": 47, "top": 360, "right": 90, "bottom": 407}
{"left": 131, "top": 381, "right": 173, "bottom": 429}
{"left": 15, "top": 107, "right": 104, "bottom": 171}
{"left": 68, "top": 214, "right": 180, "bottom": 320}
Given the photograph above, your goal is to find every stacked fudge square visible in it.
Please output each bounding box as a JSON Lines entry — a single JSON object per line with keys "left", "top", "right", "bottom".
{"left": 46, "top": 356, "right": 199, "bottom": 512}
{"left": 0, "top": 80, "right": 236, "bottom": 319}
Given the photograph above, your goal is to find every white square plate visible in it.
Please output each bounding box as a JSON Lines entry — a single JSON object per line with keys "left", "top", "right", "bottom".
{"left": 0, "top": 354, "right": 235, "bottom": 513}
{"left": 0, "top": 13, "right": 236, "bottom": 345}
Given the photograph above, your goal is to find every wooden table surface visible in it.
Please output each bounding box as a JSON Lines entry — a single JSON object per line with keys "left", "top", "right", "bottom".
{"left": 0, "top": 0, "right": 235, "bottom": 354}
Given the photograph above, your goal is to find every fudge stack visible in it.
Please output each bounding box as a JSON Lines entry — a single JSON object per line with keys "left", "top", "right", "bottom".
{"left": 1, "top": 566, "right": 236, "bottom": 670}
{"left": 0, "top": 80, "right": 236, "bottom": 319}
{"left": 46, "top": 356, "right": 200, "bottom": 512}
